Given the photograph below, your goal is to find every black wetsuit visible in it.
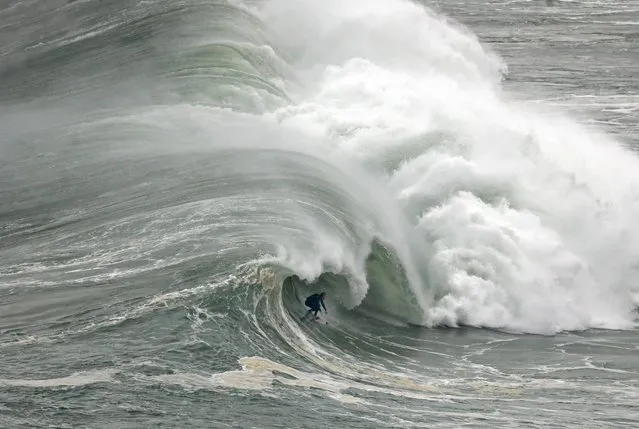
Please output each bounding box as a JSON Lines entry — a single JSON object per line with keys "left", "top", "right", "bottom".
{"left": 304, "top": 294, "right": 326, "bottom": 316}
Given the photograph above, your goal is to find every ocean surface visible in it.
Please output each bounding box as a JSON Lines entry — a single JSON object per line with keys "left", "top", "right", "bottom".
{"left": 1, "top": 0, "right": 639, "bottom": 427}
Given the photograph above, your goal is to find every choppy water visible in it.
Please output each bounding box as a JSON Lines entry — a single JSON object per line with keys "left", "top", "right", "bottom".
{"left": 1, "top": 0, "right": 638, "bottom": 427}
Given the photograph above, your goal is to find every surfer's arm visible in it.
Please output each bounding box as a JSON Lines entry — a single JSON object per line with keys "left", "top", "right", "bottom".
{"left": 321, "top": 299, "right": 327, "bottom": 313}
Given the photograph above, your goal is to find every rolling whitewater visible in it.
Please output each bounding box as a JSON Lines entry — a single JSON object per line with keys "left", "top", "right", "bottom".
{"left": 1, "top": 0, "right": 639, "bottom": 427}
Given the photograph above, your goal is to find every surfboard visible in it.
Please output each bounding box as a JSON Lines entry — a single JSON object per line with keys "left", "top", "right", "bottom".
{"left": 300, "top": 314, "right": 328, "bottom": 325}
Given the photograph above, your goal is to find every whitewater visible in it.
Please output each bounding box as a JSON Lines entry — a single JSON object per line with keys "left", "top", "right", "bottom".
{"left": 1, "top": 0, "right": 638, "bottom": 427}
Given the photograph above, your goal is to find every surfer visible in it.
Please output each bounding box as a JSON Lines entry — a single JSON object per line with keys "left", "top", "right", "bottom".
{"left": 301, "top": 292, "right": 327, "bottom": 321}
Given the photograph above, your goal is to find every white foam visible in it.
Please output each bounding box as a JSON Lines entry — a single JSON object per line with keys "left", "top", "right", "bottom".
{"left": 255, "top": 0, "right": 639, "bottom": 333}
{"left": 150, "top": 355, "right": 626, "bottom": 408}
{"left": 0, "top": 368, "right": 117, "bottom": 388}
{"left": 151, "top": 356, "right": 439, "bottom": 403}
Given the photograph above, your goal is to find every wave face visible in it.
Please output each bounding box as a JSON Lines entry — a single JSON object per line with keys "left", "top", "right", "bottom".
{"left": 2, "top": 0, "right": 639, "bottom": 427}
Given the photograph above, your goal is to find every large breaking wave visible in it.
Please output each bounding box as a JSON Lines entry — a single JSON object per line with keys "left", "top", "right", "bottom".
{"left": 247, "top": 0, "right": 639, "bottom": 334}
{"left": 3, "top": 0, "right": 639, "bottom": 336}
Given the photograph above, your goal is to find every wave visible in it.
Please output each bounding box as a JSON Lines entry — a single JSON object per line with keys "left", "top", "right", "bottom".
{"left": 252, "top": 0, "right": 639, "bottom": 334}
{"left": 2, "top": 0, "right": 639, "bottom": 337}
